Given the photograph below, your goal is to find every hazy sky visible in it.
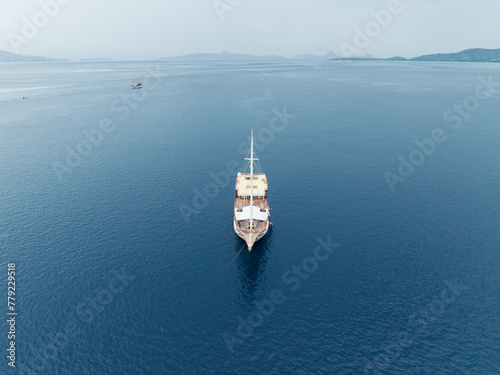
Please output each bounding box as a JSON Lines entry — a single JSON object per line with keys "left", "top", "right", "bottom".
{"left": 0, "top": 0, "right": 499, "bottom": 60}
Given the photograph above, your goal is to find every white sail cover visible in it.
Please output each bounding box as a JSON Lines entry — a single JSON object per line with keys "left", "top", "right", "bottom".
{"left": 234, "top": 206, "right": 269, "bottom": 221}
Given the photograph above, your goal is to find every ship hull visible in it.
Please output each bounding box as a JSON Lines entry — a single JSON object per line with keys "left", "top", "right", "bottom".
{"left": 233, "top": 217, "right": 269, "bottom": 250}
{"left": 233, "top": 130, "right": 270, "bottom": 252}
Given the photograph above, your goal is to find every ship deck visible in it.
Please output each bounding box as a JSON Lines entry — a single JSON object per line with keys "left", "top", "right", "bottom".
{"left": 235, "top": 219, "right": 266, "bottom": 234}
{"left": 234, "top": 198, "right": 269, "bottom": 209}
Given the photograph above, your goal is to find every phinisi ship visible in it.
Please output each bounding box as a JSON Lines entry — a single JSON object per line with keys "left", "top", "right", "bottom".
{"left": 234, "top": 130, "right": 271, "bottom": 250}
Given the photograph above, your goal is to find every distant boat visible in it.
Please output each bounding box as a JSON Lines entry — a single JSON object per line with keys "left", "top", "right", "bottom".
{"left": 233, "top": 129, "right": 271, "bottom": 251}
{"left": 131, "top": 81, "right": 142, "bottom": 89}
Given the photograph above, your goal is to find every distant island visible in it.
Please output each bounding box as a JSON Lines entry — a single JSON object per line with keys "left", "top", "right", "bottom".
{"left": 335, "top": 48, "right": 500, "bottom": 63}
{"left": 159, "top": 51, "right": 284, "bottom": 61}
{"left": 292, "top": 51, "right": 339, "bottom": 60}
{"left": 2, "top": 48, "right": 500, "bottom": 63}
{"left": 159, "top": 50, "right": 339, "bottom": 61}
{"left": 80, "top": 58, "right": 115, "bottom": 62}
{"left": 0, "top": 50, "right": 66, "bottom": 62}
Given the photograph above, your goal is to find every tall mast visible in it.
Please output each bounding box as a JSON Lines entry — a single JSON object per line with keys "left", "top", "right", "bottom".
{"left": 250, "top": 129, "right": 254, "bottom": 241}
{"left": 244, "top": 129, "right": 259, "bottom": 248}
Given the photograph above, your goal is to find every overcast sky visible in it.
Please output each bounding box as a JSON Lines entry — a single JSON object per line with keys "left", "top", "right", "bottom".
{"left": 0, "top": 0, "right": 499, "bottom": 60}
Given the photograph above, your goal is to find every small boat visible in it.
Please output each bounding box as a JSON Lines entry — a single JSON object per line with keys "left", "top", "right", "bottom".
{"left": 131, "top": 81, "right": 142, "bottom": 89}
{"left": 233, "top": 129, "right": 271, "bottom": 251}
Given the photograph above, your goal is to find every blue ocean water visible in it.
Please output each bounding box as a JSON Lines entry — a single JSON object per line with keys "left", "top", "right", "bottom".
{"left": 0, "top": 60, "right": 499, "bottom": 374}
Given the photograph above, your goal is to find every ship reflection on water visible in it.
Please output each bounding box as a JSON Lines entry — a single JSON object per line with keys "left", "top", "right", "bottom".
{"left": 234, "top": 234, "right": 272, "bottom": 304}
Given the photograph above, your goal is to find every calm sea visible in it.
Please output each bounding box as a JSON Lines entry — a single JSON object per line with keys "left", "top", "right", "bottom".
{"left": 0, "top": 60, "right": 499, "bottom": 374}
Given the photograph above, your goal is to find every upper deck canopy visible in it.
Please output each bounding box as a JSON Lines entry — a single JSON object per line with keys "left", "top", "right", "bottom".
{"left": 235, "top": 173, "right": 268, "bottom": 197}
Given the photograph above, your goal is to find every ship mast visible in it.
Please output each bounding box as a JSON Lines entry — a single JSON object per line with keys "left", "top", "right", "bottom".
{"left": 250, "top": 129, "right": 254, "bottom": 244}
{"left": 243, "top": 130, "right": 257, "bottom": 244}
{"left": 244, "top": 129, "right": 259, "bottom": 248}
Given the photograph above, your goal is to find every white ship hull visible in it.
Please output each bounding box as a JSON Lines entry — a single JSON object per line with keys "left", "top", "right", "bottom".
{"left": 233, "top": 216, "right": 269, "bottom": 250}
{"left": 233, "top": 130, "right": 271, "bottom": 251}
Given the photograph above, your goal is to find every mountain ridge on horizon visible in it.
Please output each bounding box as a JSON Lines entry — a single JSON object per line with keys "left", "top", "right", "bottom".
{"left": 1, "top": 48, "right": 499, "bottom": 63}
{"left": 0, "top": 50, "right": 67, "bottom": 62}
{"left": 335, "top": 48, "right": 500, "bottom": 63}
{"left": 158, "top": 50, "right": 340, "bottom": 60}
